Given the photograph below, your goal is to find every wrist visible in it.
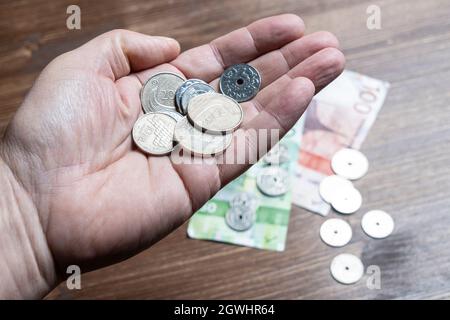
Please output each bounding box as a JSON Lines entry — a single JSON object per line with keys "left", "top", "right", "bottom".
{"left": 0, "top": 142, "right": 57, "bottom": 299}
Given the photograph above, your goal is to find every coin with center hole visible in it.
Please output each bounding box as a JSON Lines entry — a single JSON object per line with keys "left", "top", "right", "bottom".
{"left": 187, "top": 93, "right": 243, "bottom": 134}
{"left": 319, "top": 175, "right": 354, "bottom": 203}
{"left": 174, "top": 116, "right": 232, "bottom": 155}
{"left": 361, "top": 210, "right": 394, "bottom": 239}
{"left": 141, "top": 72, "right": 185, "bottom": 113}
{"left": 331, "top": 148, "right": 369, "bottom": 180}
{"left": 330, "top": 253, "right": 364, "bottom": 285}
{"left": 132, "top": 112, "right": 177, "bottom": 155}
{"left": 219, "top": 64, "right": 261, "bottom": 102}
{"left": 175, "top": 79, "right": 206, "bottom": 112}
{"left": 225, "top": 206, "right": 256, "bottom": 232}
{"left": 180, "top": 82, "right": 215, "bottom": 115}
{"left": 320, "top": 218, "right": 353, "bottom": 247}
{"left": 256, "top": 166, "right": 290, "bottom": 197}
{"left": 264, "top": 143, "right": 290, "bottom": 165}
{"left": 331, "top": 187, "right": 362, "bottom": 214}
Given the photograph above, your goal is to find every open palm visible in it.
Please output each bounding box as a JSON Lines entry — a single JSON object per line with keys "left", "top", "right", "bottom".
{"left": 1, "top": 15, "right": 344, "bottom": 276}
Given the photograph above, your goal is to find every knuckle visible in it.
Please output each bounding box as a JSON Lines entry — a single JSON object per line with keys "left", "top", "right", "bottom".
{"left": 106, "top": 28, "right": 128, "bottom": 39}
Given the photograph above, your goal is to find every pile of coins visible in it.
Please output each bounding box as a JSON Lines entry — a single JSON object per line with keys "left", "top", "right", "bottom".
{"left": 317, "top": 148, "right": 395, "bottom": 285}
{"left": 132, "top": 64, "right": 261, "bottom": 156}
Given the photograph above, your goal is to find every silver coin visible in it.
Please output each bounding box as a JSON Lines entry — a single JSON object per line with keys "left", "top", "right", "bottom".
{"left": 132, "top": 112, "right": 176, "bottom": 155}
{"left": 160, "top": 110, "right": 184, "bottom": 123}
{"left": 174, "top": 116, "right": 233, "bottom": 155}
{"left": 320, "top": 218, "right": 353, "bottom": 247}
{"left": 187, "top": 93, "right": 243, "bottom": 134}
{"left": 175, "top": 79, "right": 207, "bottom": 112}
{"left": 331, "top": 148, "right": 369, "bottom": 180}
{"left": 330, "top": 253, "right": 364, "bottom": 285}
{"left": 256, "top": 166, "right": 290, "bottom": 197}
{"left": 230, "top": 192, "right": 258, "bottom": 211}
{"left": 180, "top": 82, "right": 215, "bottom": 114}
{"left": 361, "top": 210, "right": 394, "bottom": 239}
{"left": 331, "top": 187, "right": 362, "bottom": 215}
{"left": 219, "top": 64, "right": 261, "bottom": 102}
{"left": 319, "top": 175, "right": 354, "bottom": 204}
{"left": 225, "top": 206, "right": 255, "bottom": 232}
{"left": 141, "top": 72, "right": 185, "bottom": 113}
{"left": 178, "top": 81, "right": 213, "bottom": 114}
{"left": 264, "top": 143, "right": 290, "bottom": 165}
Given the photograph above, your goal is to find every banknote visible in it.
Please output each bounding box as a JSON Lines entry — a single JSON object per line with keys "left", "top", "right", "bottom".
{"left": 187, "top": 117, "right": 305, "bottom": 251}
{"left": 292, "top": 70, "right": 390, "bottom": 215}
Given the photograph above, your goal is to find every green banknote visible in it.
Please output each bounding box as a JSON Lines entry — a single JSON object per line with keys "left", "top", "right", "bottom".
{"left": 187, "top": 117, "right": 305, "bottom": 251}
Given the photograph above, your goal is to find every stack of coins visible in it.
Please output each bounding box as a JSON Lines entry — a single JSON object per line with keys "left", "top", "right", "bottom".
{"left": 133, "top": 64, "right": 261, "bottom": 156}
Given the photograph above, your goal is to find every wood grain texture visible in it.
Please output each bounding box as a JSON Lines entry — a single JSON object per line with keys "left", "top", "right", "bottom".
{"left": 1, "top": 0, "right": 449, "bottom": 299}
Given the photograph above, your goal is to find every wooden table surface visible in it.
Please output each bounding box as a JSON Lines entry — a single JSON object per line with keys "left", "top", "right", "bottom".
{"left": 1, "top": 0, "right": 450, "bottom": 299}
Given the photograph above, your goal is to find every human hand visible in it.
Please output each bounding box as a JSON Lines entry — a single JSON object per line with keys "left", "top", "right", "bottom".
{"left": 0, "top": 14, "right": 344, "bottom": 298}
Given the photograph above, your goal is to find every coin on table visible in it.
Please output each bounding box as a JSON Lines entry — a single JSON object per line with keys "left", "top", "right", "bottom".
{"left": 319, "top": 175, "right": 354, "bottom": 204}
{"left": 187, "top": 93, "right": 243, "bottom": 134}
{"left": 331, "top": 187, "right": 362, "bottom": 215}
{"left": 175, "top": 79, "right": 207, "bottom": 112}
{"left": 219, "top": 64, "right": 261, "bottom": 102}
{"left": 230, "top": 192, "right": 258, "bottom": 211}
{"left": 256, "top": 166, "right": 290, "bottom": 197}
{"left": 330, "top": 253, "right": 364, "bottom": 285}
{"left": 264, "top": 143, "right": 290, "bottom": 165}
{"left": 320, "top": 218, "right": 353, "bottom": 247}
{"left": 331, "top": 148, "right": 369, "bottom": 180}
{"left": 141, "top": 72, "right": 185, "bottom": 113}
{"left": 132, "top": 112, "right": 177, "bottom": 155}
{"left": 174, "top": 116, "right": 233, "bottom": 155}
{"left": 361, "top": 210, "right": 394, "bottom": 239}
{"left": 225, "top": 206, "right": 256, "bottom": 232}
{"left": 179, "top": 82, "right": 215, "bottom": 114}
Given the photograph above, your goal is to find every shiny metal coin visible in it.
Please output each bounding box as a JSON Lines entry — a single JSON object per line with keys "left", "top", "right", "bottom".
{"left": 141, "top": 72, "right": 185, "bottom": 113}
{"left": 187, "top": 93, "right": 243, "bottom": 134}
{"left": 175, "top": 79, "right": 206, "bottom": 112}
{"left": 132, "top": 112, "right": 176, "bottom": 155}
{"left": 320, "top": 218, "right": 353, "bottom": 247}
{"left": 330, "top": 253, "right": 364, "bottom": 285}
{"left": 361, "top": 210, "right": 394, "bottom": 239}
{"left": 160, "top": 110, "right": 184, "bottom": 123}
{"left": 331, "top": 148, "right": 369, "bottom": 180}
{"left": 230, "top": 192, "right": 258, "bottom": 211}
{"left": 179, "top": 82, "right": 215, "bottom": 114}
{"left": 331, "top": 187, "right": 362, "bottom": 215}
{"left": 319, "top": 175, "right": 354, "bottom": 204}
{"left": 264, "top": 143, "right": 290, "bottom": 165}
{"left": 256, "top": 166, "right": 290, "bottom": 197}
{"left": 225, "top": 206, "right": 255, "bottom": 232}
{"left": 219, "top": 64, "right": 261, "bottom": 102}
{"left": 174, "top": 117, "right": 233, "bottom": 155}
